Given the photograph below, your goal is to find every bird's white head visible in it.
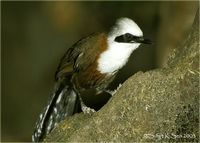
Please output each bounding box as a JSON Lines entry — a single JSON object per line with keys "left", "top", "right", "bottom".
{"left": 109, "top": 17, "right": 143, "bottom": 41}
{"left": 97, "top": 17, "right": 151, "bottom": 74}
{"left": 108, "top": 17, "right": 151, "bottom": 47}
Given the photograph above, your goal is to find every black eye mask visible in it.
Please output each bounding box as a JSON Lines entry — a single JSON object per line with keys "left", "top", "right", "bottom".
{"left": 114, "top": 33, "right": 152, "bottom": 44}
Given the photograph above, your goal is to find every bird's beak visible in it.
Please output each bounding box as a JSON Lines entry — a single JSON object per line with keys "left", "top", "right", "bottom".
{"left": 135, "top": 37, "right": 152, "bottom": 44}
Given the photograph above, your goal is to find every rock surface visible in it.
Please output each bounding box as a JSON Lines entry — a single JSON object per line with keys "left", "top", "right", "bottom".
{"left": 44, "top": 10, "right": 199, "bottom": 142}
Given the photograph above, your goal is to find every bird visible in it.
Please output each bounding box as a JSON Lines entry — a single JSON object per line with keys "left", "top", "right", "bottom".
{"left": 32, "top": 17, "right": 151, "bottom": 142}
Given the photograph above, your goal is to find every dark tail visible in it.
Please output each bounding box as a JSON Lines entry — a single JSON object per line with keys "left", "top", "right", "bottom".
{"left": 32, "top": 81, "right": 80, "bottom": 142}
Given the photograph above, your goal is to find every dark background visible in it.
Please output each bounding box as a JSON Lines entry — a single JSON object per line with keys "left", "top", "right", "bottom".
{"left": 1, "top": 1, "right": 198, "bottom": 141}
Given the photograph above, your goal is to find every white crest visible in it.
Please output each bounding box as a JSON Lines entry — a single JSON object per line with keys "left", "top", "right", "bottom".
{"left": 97, "top": 17, "right": 143, "bottom": 74}
{"left": 109, "top": 17, "right": 143, "bottom": 40}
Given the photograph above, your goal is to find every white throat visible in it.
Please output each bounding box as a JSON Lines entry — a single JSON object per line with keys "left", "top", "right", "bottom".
{"left": 97, "top": 39, "right": 140, "bottom": 74}
{"left": 97, "top": 17, "right": 143, "bottom": 74}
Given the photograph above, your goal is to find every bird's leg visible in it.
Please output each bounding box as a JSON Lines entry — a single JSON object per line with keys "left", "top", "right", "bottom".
{"left": 105, "top": 90, "right": 116, "bottom": 96}
{"left": 105, "top": 83, "right": 122, "bottom": 96}
{"left": 78, "top": 94, "right": 96, "bottom": 114}
{"left": 73, "top": 85, "right": 96, "bottom": 114}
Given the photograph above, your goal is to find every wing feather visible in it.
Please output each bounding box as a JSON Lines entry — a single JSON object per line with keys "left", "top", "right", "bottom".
{"left": 55, "top": 33, "right": 104, "bottom": 80}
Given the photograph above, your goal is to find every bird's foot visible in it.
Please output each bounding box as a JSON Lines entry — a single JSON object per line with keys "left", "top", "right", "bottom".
{"left": 106, "top": 83, "right": 122, "bottom": 96}
{"left": 81, "top": 105, "right": 96, "bottom": 114}
{"left": 106, "top": 90, "right": 117, "bottom": 96}
{"left": 78, "top": 94, "right": 96, "bottom": 114}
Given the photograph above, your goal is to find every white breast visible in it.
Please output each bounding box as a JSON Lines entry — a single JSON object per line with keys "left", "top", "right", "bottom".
{"left": 97, "top": 17, "right": 143, "bottom": 74}
{"left": 97, "top": 40, "right": 140, "bottom": 74}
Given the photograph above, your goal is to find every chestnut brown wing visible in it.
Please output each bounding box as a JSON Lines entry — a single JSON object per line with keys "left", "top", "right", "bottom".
{"left": 55, "top": 33, "right": 106, "bottom": 81}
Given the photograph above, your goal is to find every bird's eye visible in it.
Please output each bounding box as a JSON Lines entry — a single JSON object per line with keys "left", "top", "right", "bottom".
{"left": 114, "top": 33, "right": 134, "bottom": 43}
{"left": 125, "top": 33, "right": 132, "bottom": 39}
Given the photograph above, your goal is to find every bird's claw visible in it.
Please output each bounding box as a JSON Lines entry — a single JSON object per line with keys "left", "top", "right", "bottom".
{"left": 106, "top": 83, "right": 122, "bottom": 96}
{"left": 82, "top": 106, "right": 96, "bottom": 114}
